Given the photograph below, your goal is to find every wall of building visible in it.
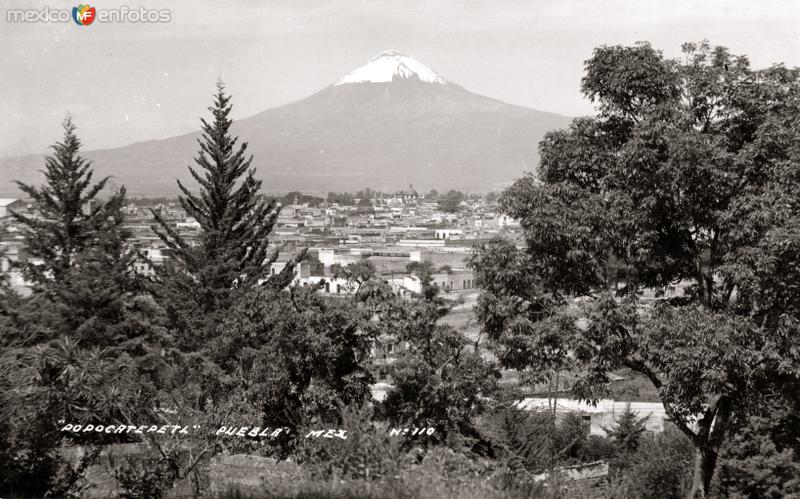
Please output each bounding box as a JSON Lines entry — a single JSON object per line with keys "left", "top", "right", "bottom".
{"left": 317, "top": 248, "right": 364, "bottom": 267}
{"left": 409, "top": 249, "right": 470, "bottom": 270}
{"left": 517, "top": 398, "right": 670, "bottom": 435}
{"left": 402, "top": 270, "right": 475, "bottom": 294}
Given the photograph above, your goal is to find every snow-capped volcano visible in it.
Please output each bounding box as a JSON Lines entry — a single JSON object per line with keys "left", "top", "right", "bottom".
{"left": 334, "top": 50, "right": 447, "bottom": 86}
{"left": 0, "top": 51, "right": 573, "bottom": 195}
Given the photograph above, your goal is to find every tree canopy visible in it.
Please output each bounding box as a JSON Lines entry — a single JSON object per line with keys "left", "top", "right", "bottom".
{"left": 438, "top": 190, "right": 466, "bottom": 213}
{"left": 471, "top": 41, "right": 800, "bottom": 497}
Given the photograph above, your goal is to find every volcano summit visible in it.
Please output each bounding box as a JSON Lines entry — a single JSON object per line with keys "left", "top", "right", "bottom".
{"left": 334, "top": 50, "right": 448, "bottom": 85}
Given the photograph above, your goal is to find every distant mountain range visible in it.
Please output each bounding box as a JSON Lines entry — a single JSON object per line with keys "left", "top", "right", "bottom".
{"left": 0, "top": 50, "right": 572, "bottom": 196}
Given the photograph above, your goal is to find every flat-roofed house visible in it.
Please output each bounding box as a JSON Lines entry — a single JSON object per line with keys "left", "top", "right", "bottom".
{"left": 517, "top": 398, "right": 671, "bottom": 436}
{"left": 0, "top": 199, "right": 25, "bottom": 218}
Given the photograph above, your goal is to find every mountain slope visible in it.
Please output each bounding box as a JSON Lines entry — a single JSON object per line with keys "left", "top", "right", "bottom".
{"left": 0, "top": 51, "right": 572, "bottom": 196}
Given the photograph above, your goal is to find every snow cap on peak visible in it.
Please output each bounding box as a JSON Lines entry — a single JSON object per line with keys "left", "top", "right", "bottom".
{"left": 334, "top": 50, "right": 447, "bottom": 86}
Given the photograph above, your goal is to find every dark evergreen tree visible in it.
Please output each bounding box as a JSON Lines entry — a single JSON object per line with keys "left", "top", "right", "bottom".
{"left": 151, "top": 81, "right": 302, "bottom": 318}
{"left": 711, "top": 382, "right": 800, "bottom": 498}
{"left": 605, "top": 403, "right": 650, "bottom": 472}
{"left": 606, "top": 403, "right": 649, "bottom": 456}
{"left": 0, "top": 119, "right": 166, "bottom": 497}
{"left": 8, "top": 117, "right": 143, "bottom": 348}
{"left": 11, "top": 117, "right": 126, "bottom": 287}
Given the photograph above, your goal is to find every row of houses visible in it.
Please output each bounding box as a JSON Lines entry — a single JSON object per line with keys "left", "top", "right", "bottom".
{"left": 270, "top": 246, "right": 477, "bottom": 295}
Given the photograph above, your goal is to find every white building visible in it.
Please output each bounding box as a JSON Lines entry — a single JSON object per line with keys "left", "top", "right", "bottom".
{"left": 434, "top": 229, "right": 463, "bottom": 240}
{"left": 496, "top": 214, "right": 520, "bottom": 228}
{"left": 517, "top": 398, "right": 670, "bottom": 436}
{"left": 0, "top": 199, "right": 25, "bottom": 218}
{"left": 401, "top": 269, "right": 475, "bottom": 294}
{"left": 133, "top": 247, "right": 173, "bottom": 276}
{"left": 317, "top": 248, "right": 366, "bottom": 268}
{"left": 397, "top": 239, "right": 445, "bottom": 248}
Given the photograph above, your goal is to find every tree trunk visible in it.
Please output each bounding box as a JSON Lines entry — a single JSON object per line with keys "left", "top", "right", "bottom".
{"left": 687, "top": 447, "right": 718, "bottom": 499}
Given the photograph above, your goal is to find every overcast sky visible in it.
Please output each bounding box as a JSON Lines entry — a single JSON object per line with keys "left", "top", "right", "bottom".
{"left": 1, "top": 0, "right": 799, "bottom": 157}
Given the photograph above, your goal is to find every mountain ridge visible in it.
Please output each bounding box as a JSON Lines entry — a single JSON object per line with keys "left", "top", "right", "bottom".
{"left": 0, "top": 51, "right": 573, "bottom": 196}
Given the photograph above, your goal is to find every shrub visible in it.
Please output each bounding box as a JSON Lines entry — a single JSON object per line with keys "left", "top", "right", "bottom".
{"left": 298, "top": 404, "right": 405, "bottom": 482}
{"left": 618, "top": 426, "right": 694, "bottom": 499}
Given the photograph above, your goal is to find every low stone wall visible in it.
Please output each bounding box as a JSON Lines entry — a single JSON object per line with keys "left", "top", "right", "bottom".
{"left": 534, "top": 460, "right": 609, "bottom": 482}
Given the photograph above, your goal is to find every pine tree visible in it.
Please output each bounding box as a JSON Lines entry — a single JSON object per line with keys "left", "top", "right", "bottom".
{"left": 9, "top": 117, "right": 140, "bottom": 347}
{"left": 11, "top": 117, "right": 127, "bottom": 287}
{"left": 606, "top": 402, "right": 650, "bottom": 471}
{"left": 151, "top": 81, "right": 303, "bottom": 315}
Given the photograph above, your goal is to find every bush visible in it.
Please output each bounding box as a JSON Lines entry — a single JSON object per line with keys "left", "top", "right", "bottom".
{"left": 114, "top": 455, "right": 179, "bottom": 499}
{"left": 617, "top": 426, "right": 694, "bottom": 499}
{"left": 298, "top": 404, "right": 405, "bottom": 482}
{"left": 478, "top": 406, "right": 615, "bottom": 473}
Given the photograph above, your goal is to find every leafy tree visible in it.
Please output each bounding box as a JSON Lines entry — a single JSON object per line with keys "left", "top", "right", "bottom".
{"left": 282, "top": 191, "right": 324, "bottom": 207}
{"left": 384, "top": 260, "right": 499, "bottom": 448}
{"left": 209, "top": 284, "right": 377, "bottom": 450}
{"left": 327, "top": 191, "right": 355, "bottom": 205}
{"left": 330, "top": 260, "right": 377, "bottom": 294}
{"left": 0, "top": 335, "right": 162, "bottom": 496}
{"left": 384, "top": 337, "right": 498, "bottom": 448}
{"left": 470, "top": 41, "right": 800, "bottom": 497}
{"left": 439, "top": 189, "right": 465, "bottom": 213}
{"left": 356, "top": 188, "right": 374, "bottom": 207}
{"left": 406, "top": 260, "right": 441, "bottom": 302}
{"left": 316, "top": 261, "right": 498, "bottom": 450}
